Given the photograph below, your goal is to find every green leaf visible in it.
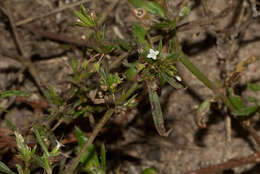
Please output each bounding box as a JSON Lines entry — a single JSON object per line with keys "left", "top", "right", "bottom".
{"left": 147, "top": 84, "right": 169, "bottom": 136}
{"left": 99, "top": 67, "right": 107, "bottom": 84}
{"left": 100, "top": 144, "right": 106, "bottom": 172}
{"left": 5, "top": 119, "right": 17, "bottom": 132}
{"left": 152, "top": 20, "right": 176, "bottom": 29}
{"left": 101, "top": 25, "right": 107, "bottom": 41}
{"left": 15, "top": 131, "right": 33, "bottom": 162}
{"left": 152, "top": 21, "right": 170, "bottom": 28}
{"left": 247, "top": 96, "right": 259, "bottom": 104}
{"left": 43, "top": 86, "right": 63, "bottom": 106}
{"left": 74, "top": 127, "right": 101, "bottom": 172}
{"left": 80, "top": 4, "right": 87, "bottom": 17}
{"left": 124, "top": 94, "right": 138, "bottom": 108}
{"left": 74, "top": 5, "right": 96, "bottom": 28}
{"left": 80, "top": 145, "right": 101, "bottom": 174}
{"left": 195, "top": 98, "right": 211, "bottom": 128}
{"left": 158, "top": 39, "right": 163, "bottom": 53}
{"left": 0, "top": 161, "right": 16, "bottom": 174}
{"left": 229, "top": 94, "right": 244, "bottom": 110}
{"left": 132, "top": 24, "right": 147, "bottom": 44}
{"left": 71, "top": 58, "right": 81, "bottom": 82}
{"left": 159, "top": 72, "right": 182, "bottom": 89}
{"left": 75, "top": 22, "right": 90, "bottom": 28}
{"left": 74, "top": 127, "right": 88, "bottom": 148}
{"left": 129, "top": 0, "right": 166, "bottom": 18}
{"left": 39, "top": 155, "right": 52, "bottom": 174}
{"left": 197, "top": 99, "right": 211, "bottom": 115}
{"left": 142, "top": 168, "right": 157, "bottom": 174}
{"left": 248, "top": 83, "right": 260, "bottom": 91}
{"left": 33, "top": 127, "right": 49, "bottom": 156}
{"left": 74, "top": 10, "right": 92, "bottom": 26}
{"left": 0, "top": 107, "right": 8, "bottom": 113}
{"left": 233, "top": 105, "right": 259, "bottom": 116}
{"left": 32, "top": 155, "right": 43, "bottom": 168}
{"left": 126, "top": 65, "right": 138, "bottom": 81}
{"left": 0, "top": 90, "right": 29, "bottom": 99}
{"left": 16, "top": 164, "right": 24, "bottom": 174}
{"left": 179, "top": 4, "right": 191, "bottom": 17}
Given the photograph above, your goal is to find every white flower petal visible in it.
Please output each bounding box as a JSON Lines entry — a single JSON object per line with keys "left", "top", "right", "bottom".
{"left": 55, "top": 140, "right": 64, "bottom": 149}
{"left": 176, "top": 75, "right": 182, "bottom": 82}
{"left": 147, "top": 53, "right": 153, "bottom": 58}
{"left": 147, "top": 49, "right": 159, "bottom": 60}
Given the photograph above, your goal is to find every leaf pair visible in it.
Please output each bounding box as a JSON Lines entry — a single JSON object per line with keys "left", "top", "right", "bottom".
{"left": 74, "top": 5, "right": 97, "bottom": 28}
{"left": 75, "top": 127, "right": 106, "bottom": 174}
{"left": 230, "top": 84, "right": 260, "bottom": 116}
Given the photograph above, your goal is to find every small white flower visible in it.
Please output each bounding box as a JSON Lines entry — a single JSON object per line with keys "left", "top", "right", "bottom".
{"left": 55, "top": 140, "right": 64, "bottom": 150}
{"left": 147, "top": 48, "right": 159, "bottom": 60}
{"left": 175, "top": 75, "right": 182, "bottom": 82}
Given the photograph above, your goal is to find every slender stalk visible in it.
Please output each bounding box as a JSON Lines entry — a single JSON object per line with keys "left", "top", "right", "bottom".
{"left": 24, "top": 162, "right": 30, "bottom": 174}
{"left": 66, "top": 109, "right": 114, "bottom": 174}
{"left": 175, "top": 38, "right": 236, "bottom": 112}
{"left": 179, "top": 53, "right": 218, "bottom": 92}
{"left": 177, "top": 44, "right": 260, "bottom": 174}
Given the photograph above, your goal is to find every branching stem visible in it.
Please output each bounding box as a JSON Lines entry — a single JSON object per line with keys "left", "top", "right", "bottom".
{"left": 66, "top": 109, "right": 114, "bottom": 174}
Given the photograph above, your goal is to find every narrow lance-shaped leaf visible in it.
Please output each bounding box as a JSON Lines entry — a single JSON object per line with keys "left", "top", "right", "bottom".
{"left": 159, "top": 72, "right": 182, "bottom": 89}
{"left": 74, "top": 127, "right": 100, "bottom": 170}
{"left": 74, "top": 10, "right": 93, "bottom": 26}
{"left": 74, "top": 5, "right": 96, "bottom": 28}
{"left": 247, "top": 96, "right": 259, "bottom": 104}
{"left": 248, "top": 83, "right": 260, "bottom": 91}
{"left": 0, "top": 161, "right": 16, "bottom": 174}
{"left": 16, "top": 164, "right": 24, "bottom": 174}
{"left": 33, "top": 127, "right": 49, "bottom": 156}
{"left": 100, "top": 144, "right": 106, "bottom": 172}
{"left": 99, "top": 67, "right": 108, "bottom": 84}
{"left": 132, "top": 24, "right": 147, "bottom": 45}
{"left": 179, "top": 4, "right": 191, "bottom": 17}
{"left": 14, "top": 131, "right": 30, "bottom": 161}
{"left": 0, "top": 90, "right": 29, "bottom": 99}
{"left": 74, "top": 126, "right": 88, "bottom": 149}
{"left": 147, "top": 83, "right": 169, "bottom": 136}
{"left": 142, "top": 168, "right": 157, "bottom": 174}
{"left": 229, "top": 94, "right": 244, "bottom": 110}
{"left": 233, "top": 105, "right": 259, "bottom": 116}
{"left": 195, "top": 98, "right": 211, "bottom": 128}
{"left": 5, "top": 119, "right": 17, "bottom": 131}
{"left": 158, "top": 39, "right": 163, "bottom": 52}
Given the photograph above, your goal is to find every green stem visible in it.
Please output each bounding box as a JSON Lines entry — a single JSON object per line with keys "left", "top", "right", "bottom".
{"left": 24, "top": 162, "right": 30, "bottom": 174}
{"left": 66, "top": 109, "right": 114, "bottom": 174}
{"left": 179, "top": 52, "right": 236, "bottom": 112}
{"left": 173, "top": 36, "right": 236, "bottom": 112}
{"left": 179, "top": 53, "right": 217, "bottom": 92}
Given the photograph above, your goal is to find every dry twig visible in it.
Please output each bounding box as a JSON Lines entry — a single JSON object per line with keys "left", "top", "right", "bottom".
{"left": 183, "top": 152, "right": 260, "bottom": 174}
{"left": 15, "top": 0, "right": 91, "bottom": 26}
{"left": 2, "top": 2, "right": 45, "bottom": 94}
{"left": 97, "top": 0, "right": 119, "bottom": 26}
